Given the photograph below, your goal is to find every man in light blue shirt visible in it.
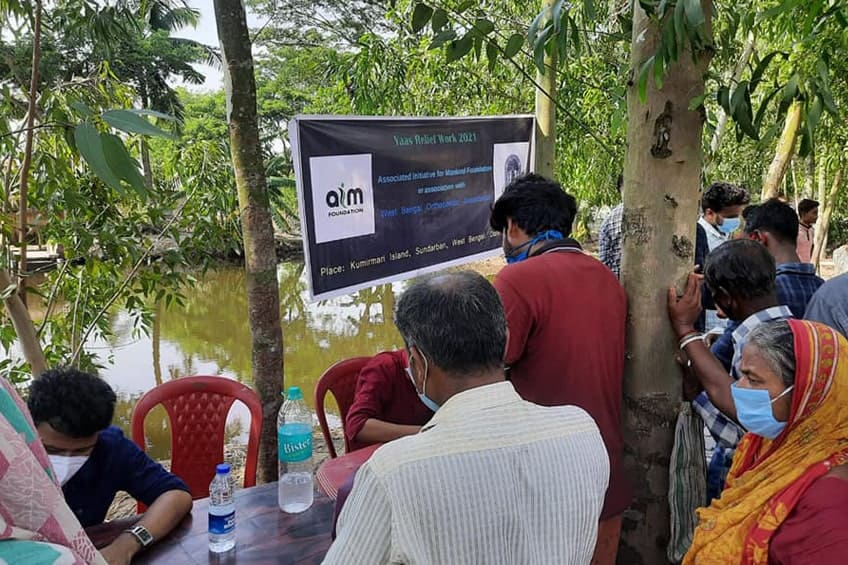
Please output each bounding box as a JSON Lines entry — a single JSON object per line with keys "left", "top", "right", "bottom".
{"left": 805, "top": 272, "right": 848, "bottom": 337}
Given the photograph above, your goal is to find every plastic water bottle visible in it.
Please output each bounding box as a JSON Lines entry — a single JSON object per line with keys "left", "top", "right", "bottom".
{"left": 208, "top": 463, "right": 236, "bottom": 553}
{"left": 278, "top": 386, "right": 314, "bottom": 513}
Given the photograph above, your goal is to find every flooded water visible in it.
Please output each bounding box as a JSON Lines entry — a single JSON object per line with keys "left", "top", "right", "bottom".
{"left": 91, "top": 262, "right": 406, "bottom": 460}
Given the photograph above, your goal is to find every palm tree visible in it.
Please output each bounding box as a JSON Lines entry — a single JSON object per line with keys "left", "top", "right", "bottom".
{"left": 110, "top": 0, "right": 221, "bottom": 188}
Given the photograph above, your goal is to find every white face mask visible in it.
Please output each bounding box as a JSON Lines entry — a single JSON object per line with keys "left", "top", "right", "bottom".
{"left": 49, "top": 455, "right": 89, "bottom": 486}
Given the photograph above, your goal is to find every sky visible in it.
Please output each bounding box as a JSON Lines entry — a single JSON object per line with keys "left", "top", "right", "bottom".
{"left": 171, "top": 0, "right": 264, "bottom": 92}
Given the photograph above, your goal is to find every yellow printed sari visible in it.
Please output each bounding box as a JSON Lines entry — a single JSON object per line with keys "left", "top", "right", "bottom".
{"left": 685, "top": 320, "right": 848, "bottom": 564}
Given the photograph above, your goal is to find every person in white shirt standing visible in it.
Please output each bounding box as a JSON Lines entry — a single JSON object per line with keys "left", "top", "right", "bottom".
{"left": 323, "top": 271, "right": 610, "bottom": 565}
{"left": 796, "top": 198, "right": 819, "bottom": 263}
{"left": 696, "top": 181, "right": 750, "bottom": 331}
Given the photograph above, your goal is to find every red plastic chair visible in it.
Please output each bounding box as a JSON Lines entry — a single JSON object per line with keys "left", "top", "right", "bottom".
{"left": 131, "top": 376, "right": 263, "bottom": 502}
{"left": 314, "top": 357, "right": 370, "bottom": 459}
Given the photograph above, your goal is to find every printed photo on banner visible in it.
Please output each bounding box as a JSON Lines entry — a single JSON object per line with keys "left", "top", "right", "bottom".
{"left": 492, "top": 142, "right": 531, "bottom": 201}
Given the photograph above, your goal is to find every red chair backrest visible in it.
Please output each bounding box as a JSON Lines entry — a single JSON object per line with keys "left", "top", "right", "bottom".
{"left": 314, "top": 357, "right": 370, "bottom": 459}
{"left": 131, "top": 376, "right": 263, "bottom": 501}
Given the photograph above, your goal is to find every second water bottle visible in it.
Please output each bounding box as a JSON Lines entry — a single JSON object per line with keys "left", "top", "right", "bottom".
{"left": 277, "top": 386, "right": 314, "bottom": 513}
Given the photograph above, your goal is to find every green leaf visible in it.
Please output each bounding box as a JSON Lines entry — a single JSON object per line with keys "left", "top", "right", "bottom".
{"left": 819, "top": 85, "right": 838, "bottom": 114}
{"left": 736, "top": 92, "right": 759, "bottom": 141}
{"left": 70, "top": 102, "right": 94, "bottom": 118}
{"left": 0, "top": 283, "right": 17, "bottom": 300}
{"left": 101, "top": 133, "right": 147, "bottom": 198}
{"left": 754, "top": 86, "right": 782, "bottom": 130}
{"left": 637, "top": 55, "right": 655, "bottom": 103}
{"left": 504, "top": 33, "right": 524, "bottom": 58}
{"left": 429, "top": 29, "right": 456, "bottom": 49}
{"left": 102, "top": 110, "right": 174, "bottom": 138}
{"left": 782, "top": 74, "right": 799, "bottom": 104}
{"left": 688, "top": 93, "right": 707, "bottom": 111}
{"left": 717, "top": 85, "right": 730, "bottom": 110}
{"left": 673, "top": 0, "right": 686, "bottom": 44}
{"left": 446, "top": 33, "right": 474, "bottom": 63}
{"left": 431, "top": 8, "right": 448, "bottom": 32}
{"left": 764, "top": 0, "right": 797, "bottom": 19}
{"left": 750, "top": 52, "right": 784, "bottom": 91}
{"left": 473, "top": 18, "right": 495, "bottom": 36}
{"left": 486, "top": 40, "right": 499, "bottom": 72}
{"left": 126, "top": 109, "right": 178, "bottom": 122}
{"left": 533, "top": 36, "right": 548, "bottom": 74}
{"left": 583, "top": 0, "right": 596, "bottom": 20}
{"left": 816, "top": 59, "right": 829, "bottom": 85}
{"left": 455, "top": 0, "right": 475, "bottom": 12}
{"left": 528, "top": 9, "right": 548, "bottom": 46}
{"left": 411, "top": 3, "right": 434, "bottom": 33}
{"left": 684, "top": 0, "right": 705, "bottom": 27}
{"left": 807, "top": 95, "right": 823, "bottom": 132}
{"left": 74, "top": 122, "right": 124, "bottom": 193}
{"left": 798, "top": 121, "right": 813, "bottom": 158}
{"left": 730, "top": 81, "right": 748, "bottom": 115}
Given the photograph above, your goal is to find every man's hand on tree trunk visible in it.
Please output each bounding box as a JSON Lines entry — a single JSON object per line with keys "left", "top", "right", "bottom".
{"left": 667, "top": 272, "right": 703, "bottom": 340}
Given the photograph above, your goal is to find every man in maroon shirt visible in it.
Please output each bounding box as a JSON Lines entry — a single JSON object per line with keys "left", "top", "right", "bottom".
{"left": 344, "top": 350, "right": 434, "bottom": 452}
{"left": 490, "top": 173, "right": 630, "bottom": 565}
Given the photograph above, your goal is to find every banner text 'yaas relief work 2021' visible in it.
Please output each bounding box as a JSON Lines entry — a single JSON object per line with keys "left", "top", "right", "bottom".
{"left": 290, "top": 115, "right": 534, "bottom": 300}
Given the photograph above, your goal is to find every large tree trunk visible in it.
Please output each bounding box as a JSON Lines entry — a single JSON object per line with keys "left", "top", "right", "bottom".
{"left": 813, "top": 167, "right": 842, "bottom": 270}
{"left": 707, "top": 31, "right": 755, "bottom": 165}
{"left": 213, "top": 0, "right": 284, "bottom": 483}
{"left": 0, "top": 268, "right": 47, "bottom": 376}
{"left": 762, "top": 100, "right": 802, "bottom": 200}
{"left": 618, "top": 3, "right": 712, "bottom": 563}
{"left": 17, "top": 0, "right": 44, "bottom": 306}
{"left": 533, "top": 0, "right": 556, "bottom": 177}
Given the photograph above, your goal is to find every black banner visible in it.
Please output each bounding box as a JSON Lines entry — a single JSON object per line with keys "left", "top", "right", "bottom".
{"left": 291, "top": 115, "right": 534, "bottom": 299}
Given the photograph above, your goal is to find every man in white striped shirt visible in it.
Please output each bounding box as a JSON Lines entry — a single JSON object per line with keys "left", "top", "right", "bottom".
{"left": 323, "top": 271, "right": 610, "bottom": 565}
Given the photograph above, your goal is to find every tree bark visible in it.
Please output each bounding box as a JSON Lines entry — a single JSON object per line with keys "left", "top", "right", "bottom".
{"left": 0, "top": 268, "right": 47, "bottom": 376}
{"left": 762, "top": 100, "right": 802, "bottom": 200}
{"left": 813, "top": 167, "right": 842, "bottom": 270}
{"left": 17, "top": 0, "right": 44, "bottom": 306}
{"left": 533, "top": 0, "right": 556, "bottom": 177}
{"left": 803, "top": 153, "right": 815, "bottom": 199}
{"left": 618, "top": 3, "right": 712, "bottom": 563}
{"left": 139, "top": 87, "right": 154, "bottom": 190}
{"left": 213, "top": 0, "right": 284, "bottom": 484}
{"left": 707, "top": 31, "right": 755, "bottom": 166}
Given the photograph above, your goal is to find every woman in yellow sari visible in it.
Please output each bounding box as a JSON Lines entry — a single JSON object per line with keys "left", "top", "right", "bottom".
{"left": 683, "top": 319, "right": 848, "bottom": 564}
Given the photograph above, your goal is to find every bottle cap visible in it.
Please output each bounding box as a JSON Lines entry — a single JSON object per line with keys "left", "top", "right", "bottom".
{"left": 286, "top": 386, "right": 303, "bottom": 401}
{"left": 216, "top": 463, "right": 231, "bottom": 475}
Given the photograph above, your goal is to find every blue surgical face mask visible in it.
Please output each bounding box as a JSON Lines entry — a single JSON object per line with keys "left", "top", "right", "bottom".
{"left": 731, "top": 382, "right": 794, "bottom": 439}
{"left": 504, "top": 229, "right": 564, "bottom": 264}
{"left": 718, "top": 217, "right": 741, "bottom": 235}
{"left": 406, "top": 353, "right": 439, "bottom": 412}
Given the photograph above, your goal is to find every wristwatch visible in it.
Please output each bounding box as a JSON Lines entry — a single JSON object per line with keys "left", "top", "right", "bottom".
{"left": 125, "top": 524, "right": 154, "bottom": 548}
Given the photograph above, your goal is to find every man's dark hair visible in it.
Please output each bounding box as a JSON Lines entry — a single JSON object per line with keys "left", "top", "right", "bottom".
{"left": 490, "top": 174, "right": 578, "bottom": 236}
{"left": 701, "top": 181, "right": 750, "bottom": 214}
{"left": 27, "top": 367, "right": 116, "bottom": 437}
{"left": 798, "top": 198, "right": 820, "bottom": 215}
{"left": 743, "top": 198, "right": 799, "bottom": 243}
{"left": 394, "top": 271, "right": 506, "bottom": 376}
{"left": 704, "top": 239, "right": 776, "bottom": 300}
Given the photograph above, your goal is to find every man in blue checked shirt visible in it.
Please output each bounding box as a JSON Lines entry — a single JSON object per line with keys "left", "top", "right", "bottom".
{"left": 668, "top": 240, "right": 792, "bottom": 502}
{"left": 709, "top": 199, "right": 825, "bottom": 377}
{"left": 742, "top": 198, "right": 824, "bottom": 317}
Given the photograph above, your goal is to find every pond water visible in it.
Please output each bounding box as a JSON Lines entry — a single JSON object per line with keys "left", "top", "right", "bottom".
{"left": 91, "top": 262, "right": 406, "bottom": 460}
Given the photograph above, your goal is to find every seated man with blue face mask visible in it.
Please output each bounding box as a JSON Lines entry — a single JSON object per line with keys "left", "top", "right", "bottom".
{"left": 27, "top": 368, "right": 192, "bottom": 565}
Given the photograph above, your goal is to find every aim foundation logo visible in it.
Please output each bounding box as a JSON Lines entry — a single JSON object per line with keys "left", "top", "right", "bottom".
{"left": 309, "top": 154, "right": 376, "bottom": 244}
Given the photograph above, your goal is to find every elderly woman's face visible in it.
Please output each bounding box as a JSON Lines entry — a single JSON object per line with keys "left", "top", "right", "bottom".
{"left": 737, "top": 344, "right": 792, "bottom": 422}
